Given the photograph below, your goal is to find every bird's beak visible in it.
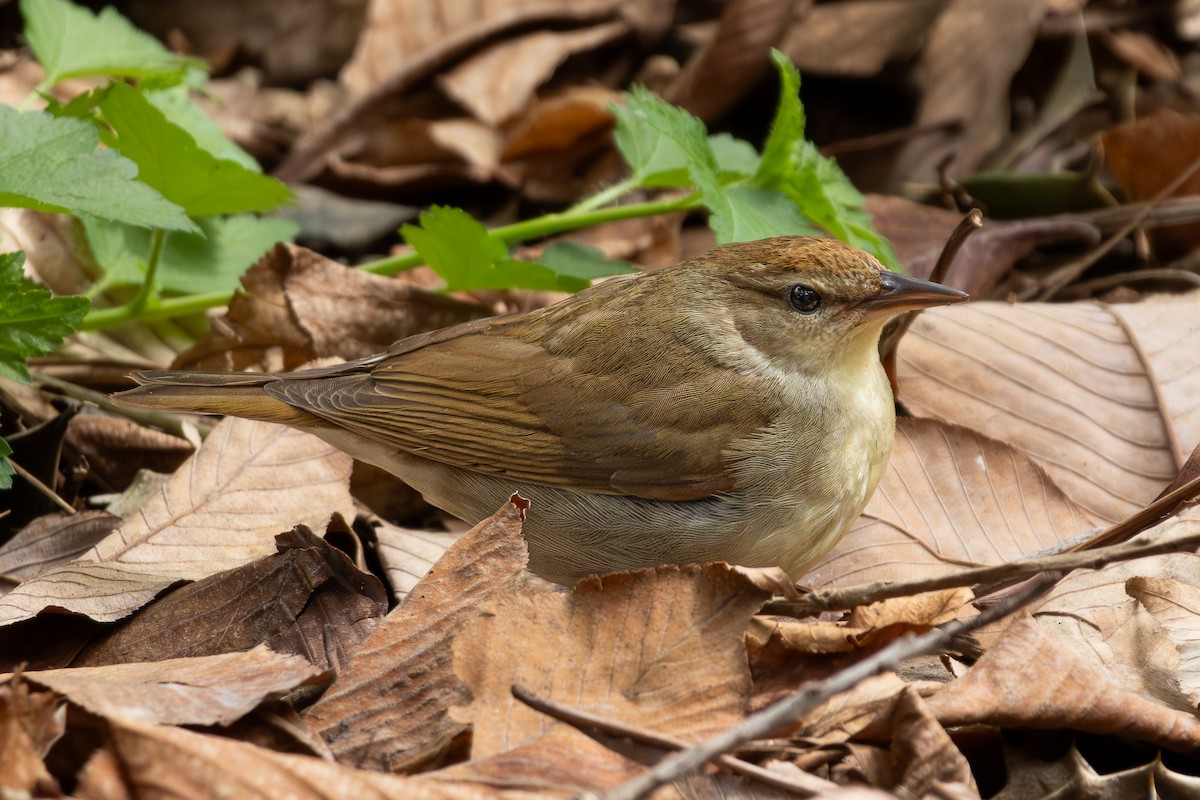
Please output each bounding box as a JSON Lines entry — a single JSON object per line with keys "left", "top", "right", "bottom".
{"left": 858, "top": 271, "right": 969, "bottom": 313}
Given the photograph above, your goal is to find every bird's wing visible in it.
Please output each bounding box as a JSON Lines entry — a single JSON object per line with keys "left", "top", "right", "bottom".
{"left": 263, "top": 322, "right": 780, "bottom": 502}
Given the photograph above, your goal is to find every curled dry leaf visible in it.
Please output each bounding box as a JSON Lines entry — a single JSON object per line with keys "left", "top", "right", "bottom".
{"left": 65, "top": 414, "right": 194, "bottom": 490}
{"left": 1127, "top": 575, "right": 1200, "bottom": 707}
{"left": 444, "top": 564, "right": 768, "bottom": 792}
{"left": 927, "top": 616, "right": 1200, "bottom": 751}
{"left": 898, "top": 295, "right": 1200, "bottom": 523}
{"left": 303, "top": 497, "right": 531, "bottom": 772}
{"left": 174, "top": 243, "right": 491, "bottom": 372}
{"left": 72, "top": 524, "right": 387, "bottom": 670}
{"left": 807, "top": 417, "right": 1094, "bottom": 589}
{"left": 5, "top": 645, "right": 320, "bottom": 727}
{"left": 0, "top": 679, "right": 64, "bottom": 797}
{"left": 0, "top": 511, "right": 121, "bottom": 590}
{"left": 0, "top": 417, "right": 355, "bottom": 625}
{"left": 438, "top": 22, "right": 629, "bottom": 127}
{"left": 84, "top": 717, "right": 538, "bottom": 800}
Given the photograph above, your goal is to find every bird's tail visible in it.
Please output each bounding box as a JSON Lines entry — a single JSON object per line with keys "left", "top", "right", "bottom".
{"left": 112, "top": 370, "right": 318, "bottom": 426}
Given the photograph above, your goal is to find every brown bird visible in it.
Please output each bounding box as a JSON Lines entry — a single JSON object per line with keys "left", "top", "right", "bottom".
{"left": 114, "top": 237, "right": 967, "bottom": 584}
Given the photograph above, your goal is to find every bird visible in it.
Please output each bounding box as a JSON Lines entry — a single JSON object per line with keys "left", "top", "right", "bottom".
{"left": 113, "top": 236, "right": 967, "bottom": 584}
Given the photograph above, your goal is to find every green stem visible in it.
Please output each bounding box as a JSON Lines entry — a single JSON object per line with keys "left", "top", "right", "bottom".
{"left": 80, "top": 193, "right": 702, "bottom": 330}
{"left": 78, "top": 229, "right": 168, "bottom": 330}
{"left": 363, "top": 193, "right": 700, "bottom": 275}
{"left": 567, "top": 177, "right": 640, "bottom": 214}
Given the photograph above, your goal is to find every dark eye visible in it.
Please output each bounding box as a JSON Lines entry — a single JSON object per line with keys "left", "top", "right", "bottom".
{"left": 789, "top": 284, "right": 821, "bottom": 313}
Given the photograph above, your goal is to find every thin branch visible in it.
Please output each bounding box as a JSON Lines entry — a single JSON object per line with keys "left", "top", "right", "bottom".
{"left": 600, "top": 573, "right": 1060, "bottom": 800}
{"left": 511, "top": 685, "right": 836, "bottom": 797}
{"left": 8, "top": 459, "right": 76, "bottom": 515}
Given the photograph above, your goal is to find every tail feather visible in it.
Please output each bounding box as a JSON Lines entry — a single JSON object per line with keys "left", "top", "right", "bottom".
{"left": 113, "top": 370, "right": 319, "bottom": 426}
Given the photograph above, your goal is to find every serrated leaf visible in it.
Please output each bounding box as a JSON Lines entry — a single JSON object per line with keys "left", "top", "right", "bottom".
{"left": 536, "top": 242, "right": 635, "bottom": 281}
{"left": 401, "top": 206, "right": 589, "bottom": 293}
{"left": 85, "top": 215, "right": 298, "bottom": 295}
{"left": 752, "top": 51, "right": 900, "bottom": 269}
{"left": 99, "top": 83, "right": 291, "bottom": 218}
{"left": 618, "top": 88, "right": 739, "bottom": 241}
{"left": 145, "top": 88, "right": 261, "bottom": 171}
{"left": 0, "top": 251, "right": 89, "bottom": 384}
{"left": 0, "top": 436, "right": 12, "bottom": 490}
{"left": 21, "top": 0, "right": 199, "bottom": 89}
{"left": 0, "top": 107, "right": 195, "bottom": 232}
{"left": 721, "top": 186, "right": 822, "bottom": 243}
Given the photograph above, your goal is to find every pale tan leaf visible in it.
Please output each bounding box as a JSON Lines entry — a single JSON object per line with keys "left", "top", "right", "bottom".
{"left": 898, "top": 295, "right": 1200, "bottom": 523}
{"left": 807, "top": 417, "right": 1095, "bottom": 588}
{"left": 1127, "top": 576, "right": 1200, "bottom": 706}
{"left": 373, "top": 520, "right": 462, "bottom": 599}
{"left": 0, "top": 418, "right": 354, "bottom": 625}
{"left": 439, "top": 22, "right": 628, "bottom": 126}
{"left": 88, "top": 717, "right": 541, "bottom": 800}
{"left": 925, "top": 617, "right": 1200, "bottom": 750}
{"left": 303, "top": 499, "right": 530, "bottom": 772}
{"left": 782, "top": 0, "right": 943, "bottom": 78}
{"left": 8, "top": 645, "right": 320, "bottom": 727}
{"left": 0, "top": 680, "right": 64, "bottom": 797}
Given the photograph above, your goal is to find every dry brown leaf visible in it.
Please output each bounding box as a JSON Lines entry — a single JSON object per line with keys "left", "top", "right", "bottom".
{"left": 439, "top": 22, "right": 628, "bottom": 126}
{"left": 303, "top": 498, "right": 530, "bottom": 772}
{"left": 372, "top": 520, "right": 461, "bottom": 599}
{"left": 663, "top": 0, "right": 798, "bottom": 122}
{"left": 864, "top": 194, "right": 1099, "bottom": 296}
{"left": 0, "top": 511, "right": 121, "bottom": 590}
{"left": 897, "top": 295, "right": 1200, "bottom": 523}
{"left": 807, "top": 417, "right": 1094, "bottom": 589}
{"left": 1025, "top": 511, "right": 1200, "bottom": 708}
{"left": 781, "top": 0, "right": 943, "bottom": 78}
{"left": 65, "top": 414, "right": 194, "bottom": 490}
{"left": 1127, "top": 575, "right": 1200, "bottom": 706}
{"left": 174, "top": 244, "right": 491, "bottom": 372}
{"left": 890, "top": 0, "right": 1046, "bottom": 185}
{"left": 1102, "top": 109, "right": 1200, "bottom": 255}
{"left": 501, "top": 85, "right": 619, "bottom": 160}
{"left": 927, "top": 617, "right": 1200, "bottom": 751}
{"left": 7, "top": 645, "right": 319, "bottom": 727}
{"left": 72, "top": 525, "right": 386, "bottom": 670}
{"left": 796, "top": 673, "right": 913, "bottom": 744}
{"left": 0, "top": 679, "right": 64, "bottom": 797}
{"left": 0, "top": 417, "right": 355, "bottom": 625}
{"left": 340, "top": 0, "right": 621, "bottom": 96}
{"left": 0, "top": 209, "right": 93, "bottom": 295}
{"left": 444, "top": 564, "right": 767, "bottom": 792}
{"left": 86, "top": 716, "right": 542, "bottom": 800}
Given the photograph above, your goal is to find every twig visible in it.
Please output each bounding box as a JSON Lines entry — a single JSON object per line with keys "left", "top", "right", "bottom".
{"left": 764, "top": 523, "right": 1200, "bottom": 619}
{"left": 7, "top": 459, "right": 76, "bottom": 515}
{"left": 1056, "top": 267, "right": 1200, "bottom": 298}
{"left": 511, "top": 685, "right": 836, "bottom": 797}
{"left": 600, "top": 573, "right": 1060, "bottom": 800}
{"left": 879, "top": 209, "right": 982, "bottom": 360}
{"left": 1036, "top": 153, "right": 1200, "bottom": 300}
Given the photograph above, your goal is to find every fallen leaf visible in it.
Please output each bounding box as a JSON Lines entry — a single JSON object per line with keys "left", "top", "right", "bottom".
{"left": 807, "top": 417, "right": 1095, "bottom": 588}
{"left": 897, "top": 295, "right": 1200, "bottom": 523}
{"left": 372, "top": 520, "right": 462, "bottom": 599}
{"left": 0, "top": 678, "right": 64, "bottom": 798}
{"left": 1127, "top": 575, "right": 1200, "bottom": 707}
{"left": 72, "top": 524, "right": 386, "bottom": 671}
{"left": 303, "top": 498, "right": 530, "bottom": 772}
{"left": 0, "top": 418, "right": 355, "bottom": 625}
{"left": 0, "top": 511, "right": 120, "bottom": 590}
{"left": 926, "top": 617, "right": 1200, "bottom": 751}
{"left": 7, "top": 645, "right": 319, "bottom": 727}
{"left": 66, "top": 414, "right": 194, "bottom": 491}
{"left": 781, "top": 0, "right": 943, "bottom": 78}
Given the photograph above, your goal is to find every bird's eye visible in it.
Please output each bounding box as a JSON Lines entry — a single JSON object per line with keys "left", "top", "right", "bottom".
{"left": 789, "top": 284, "right": 822, "bottom": 313}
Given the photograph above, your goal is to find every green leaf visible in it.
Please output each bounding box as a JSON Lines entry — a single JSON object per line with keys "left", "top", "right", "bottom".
{"left": 145, "top": 88, "right": 261, "bottom": 171}
{"left": 617, "top": 87, "right": 740, "bottom": 242}
{"left": 756, "top": 49, "right": 805, "bottom": 184}
{"left": 613, "top": 94, "right": 757, "bottom": 188}
{"left": 85, "top": 215, "right": 299, "bottom": 295}
{"left": 721, "top": 186, "right": 822, "bottom": 243}
{"left": 21, "top": 0, "right": 199, "bottom": 89}
{"left": 401, "top": 206, "right": 589, "bottom": 293}
{"left": 99, "top": 83, "right": 292, "bottom": 218}
{"left": 0, "top": 251, "right": 90, "bottom": 385}
{"left": 0, "top": 106, "right": 195, "bottom": 232}
{"left": 0, "top": 431, "right": 12, "bottom": 491}
{"left": 536, "top": 242, "right": 636, "bottom": 281}
{"left": 751, "top": 51, "right": 900, "bottom": 269}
